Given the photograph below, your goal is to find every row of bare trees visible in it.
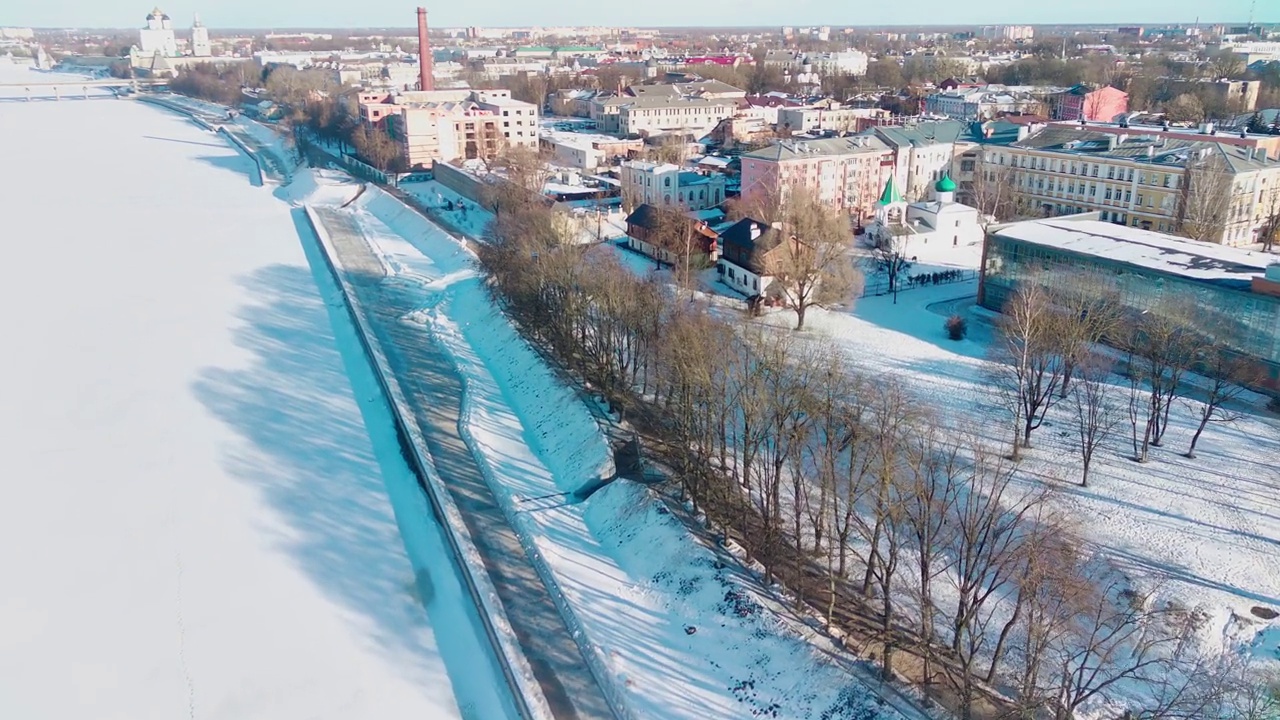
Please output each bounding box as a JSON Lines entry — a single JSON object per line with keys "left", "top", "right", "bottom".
{"left": 476, "top": 188, "right": 1278, "bottom": 718}
{"left": 989, "top": 271, "right": 1259, "bottom": 484}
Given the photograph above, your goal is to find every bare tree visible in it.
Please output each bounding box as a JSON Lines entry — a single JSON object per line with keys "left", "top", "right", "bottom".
{"left": 945, "top": 445, "right": 1046, "bottom": 718}
{"left": 766, "top": 187, "right": 862, "bottom": 330}
{"left": 867, "top": 232, "right": 913, "bottom": 305}
{"left": 901, "top": 422, "right": 962, "bottom": 685}
{"left": 1184, "top": 342, "right": 1258, "bottom": 459}
{"left": 349, "top": 123, "right": 401, "bottom": 172}
{"left": 969, "top": 152, "right": 1019, "bottom": 222}
{"left": 1007, "top": 533, "right": 1089, "bottom": 717}
{"left": 1122, "top": 300, "right": 1197, "bottom": 462}
{"left": 1208, "top": 50, "right": 1246, "bottom": 80}
{"left": 1054, "top": 269, "right": 1124, "bottom": 399}
{"left": 1258, "top": 191, "right": 1280, "bottom": 254}
{"left": 1164, "top": 93, "right": 1207, "bottom": 124}
{"left": 852, "top": 380, "right": 916, "bottom": 680}
{"left": 989, "top": 278, "right": 1069, "bottom": 459}
{"left": 1049, "top": 575, "right": 1189, "bottom": 720}
{"left": 1071, "top": 351, "right": 1121, "bottom": 486}
{"left": 1176, "top": 152, "right": 1233, "bottom": 244}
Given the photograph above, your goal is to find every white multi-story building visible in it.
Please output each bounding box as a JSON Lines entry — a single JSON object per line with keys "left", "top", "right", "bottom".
{"left": 981, "top": 25, "right": 1034, "bottom": 41}
{"left": 806, "top": 50, "right": 869, "bottom": 77}
{"left": 359, "top": 88, "right": 539, "bottom": 168}
{"left": 620, "top": 160, "right": 726, "bottom": 210}
{"left": 924, "top": 85, "right": 1059, "bottom": 122}
{"left": 471, "top": 91, "right": 540, "bottom": 149}
{"left": 764, "top": 49, "right": 868, "bottom": 77}
{"left": 190, "top": 14, "right": 210, "bottom": 57}
{"left": 617, "top": 96, "right": 738, "bottom": 138}
{"left": 777, "top": 106, "right": 888, "bottom": 134}
{"left": 1217, "top": 40, "right": 1280, "bottom": 65}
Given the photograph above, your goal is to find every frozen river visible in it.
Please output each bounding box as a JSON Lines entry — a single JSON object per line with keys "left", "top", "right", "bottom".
{"left": 0, "top": 76, "right": 504, "bottom": 719}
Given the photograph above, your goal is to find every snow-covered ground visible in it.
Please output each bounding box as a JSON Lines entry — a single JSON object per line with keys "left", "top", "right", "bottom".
{"left": 759, "top": 236, "right": 1280, "bottom": 669}
{"left": 0, "top": 72, "right": 508, "bottom": 720}
{"left": 300, "top": 172, "right": 920, "bottom": 720}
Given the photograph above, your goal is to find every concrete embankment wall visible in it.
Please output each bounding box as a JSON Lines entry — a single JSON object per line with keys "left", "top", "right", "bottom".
{"left": 136, "top": 96, "right": 267, "bottom": 186}
{"left": 300, "top": 206, "right": 552, "bottom": 720}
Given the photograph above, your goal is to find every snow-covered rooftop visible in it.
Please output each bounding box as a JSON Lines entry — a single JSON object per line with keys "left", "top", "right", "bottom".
{"left": 992, "top": 216, "right": 1275, "bottom": 289}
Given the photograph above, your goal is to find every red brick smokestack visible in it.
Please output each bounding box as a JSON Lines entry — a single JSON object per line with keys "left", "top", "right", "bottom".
{"left": 417, "top": 7, "right": 434, "bottom": 91}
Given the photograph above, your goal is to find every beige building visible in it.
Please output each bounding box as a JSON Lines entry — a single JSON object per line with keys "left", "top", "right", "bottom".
{"left": 539, "top": 132, "right": 644, "bottom": 170}
{"left": 777, "top": 106, "right": 891, "bottom": 134}
{"left": 618, "top": 96, "right": 738, "bottom": 138}
{"left": 358, "top": 88, "right": 539, "bottom": 168}
{"left": 998, "top": 125, "right": 1280, "bottom": 246}
{"left": 1166, "top": 78, "right": 1261, "bottom": 113}
{"left": 586, "top": 80, "right": 746, "bottom": 137}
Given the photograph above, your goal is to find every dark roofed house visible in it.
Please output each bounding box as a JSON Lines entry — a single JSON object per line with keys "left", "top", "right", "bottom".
{"left": 717, "top": 217, "right": 784, "bottom": 298}
{"left": 624, "top": 203, "right": 719, "bottom": 268}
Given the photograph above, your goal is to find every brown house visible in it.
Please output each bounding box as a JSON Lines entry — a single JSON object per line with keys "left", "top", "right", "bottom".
{"left": 624, "top": 203, "right": 719, "bottom": 267}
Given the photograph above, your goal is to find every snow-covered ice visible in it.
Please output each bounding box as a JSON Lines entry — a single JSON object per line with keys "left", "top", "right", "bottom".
{"left": 0, "top": 85, "right": 503, "bottom": 719}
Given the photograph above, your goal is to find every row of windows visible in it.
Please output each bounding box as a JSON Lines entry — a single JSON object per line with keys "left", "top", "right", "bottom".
{"left": 1005, "top": 154, "right": 1181, "bottom": 189}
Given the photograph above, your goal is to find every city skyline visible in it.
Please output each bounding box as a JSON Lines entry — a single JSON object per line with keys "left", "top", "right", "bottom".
{"left": 6, "top": 0, "right": 1276, "bottom": 31}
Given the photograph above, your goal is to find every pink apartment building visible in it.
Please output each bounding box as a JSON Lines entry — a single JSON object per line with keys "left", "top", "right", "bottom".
{"left": 739, "top": 135, "right": 895, "bottom": 224}
{"left": 1050, "top": 84, "right": 1129, "bottom": 122}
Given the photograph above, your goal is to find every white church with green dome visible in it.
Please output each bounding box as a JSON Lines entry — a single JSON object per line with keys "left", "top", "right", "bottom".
{"left": 867, "top": 172, "right": 985, "bottom": 249}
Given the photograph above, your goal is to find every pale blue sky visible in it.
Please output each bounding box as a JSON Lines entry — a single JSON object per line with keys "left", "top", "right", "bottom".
{"left": 8, "top": 0, "right": 1274, "bottom": 30}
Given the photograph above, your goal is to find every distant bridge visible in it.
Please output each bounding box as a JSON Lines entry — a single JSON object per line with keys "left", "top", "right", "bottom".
{"left": 0, "top": 78, "right": 169, "bottom": 102}
{"left": 0, "top": 78, "right": 168, "bottom": 89}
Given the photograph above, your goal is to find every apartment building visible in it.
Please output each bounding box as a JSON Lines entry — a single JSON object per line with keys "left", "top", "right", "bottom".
{"left": 807, "top": 51, "right": 870, "bottom": 77}
{"left": 871, "top": 121, "right": 974, "bottom": 202}
{"left": 924, "top": 85, "right": 1058, "bottom": 122}
{"left": 740, "top": 135, "right": 894, "bottom": 223}
{"left": 1047, "top": 84, "right": 1129, "bottom": 122}
{"left": 1165, "top": 78, "right": 1261, "bottom": 113}
{"left": 777, "top": 106, "right": 890, "bottom": 134}
{"left": 997, "top": 125, "right": 1280, "bottom": 246}
{"left": 580, "top": 80, "right": 747, "bottom": 137}
{"left": 763, "top": 50, "right": 869, "bottom": 77}
{"left": 617, "top": 96, "right": 739, "bottom": 138}
{"left": 620, "top": 160, "right": 727, "bottom": 210}
{"left": 737, "top": 95, "right": 806, "bottom": 126}
{"left": 358, "top": 88, "right": 539, "bottom": 167}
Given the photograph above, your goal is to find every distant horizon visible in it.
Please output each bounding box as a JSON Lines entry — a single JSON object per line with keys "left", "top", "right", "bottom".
{"left": 5, "top": 0, "right": 1276, "bottom": 34}
{"left": 20, "top": 20, "right": 1280, "bottom": 32}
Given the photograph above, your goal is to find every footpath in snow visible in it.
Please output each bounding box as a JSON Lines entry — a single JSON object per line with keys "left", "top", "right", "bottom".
{"left": 294, "top": 169, "right": 917, "bottom": 720}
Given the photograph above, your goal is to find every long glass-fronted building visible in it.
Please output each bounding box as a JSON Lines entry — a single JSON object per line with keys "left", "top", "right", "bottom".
{"left": 979, "top": 213, "right": 1280, "bottom": 386}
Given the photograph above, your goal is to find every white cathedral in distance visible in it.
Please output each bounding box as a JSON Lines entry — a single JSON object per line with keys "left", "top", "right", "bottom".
{"left": 136, "top": 7, "right": 211, "bottom": 59}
